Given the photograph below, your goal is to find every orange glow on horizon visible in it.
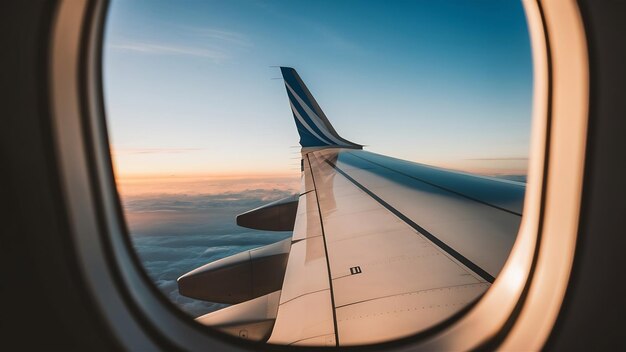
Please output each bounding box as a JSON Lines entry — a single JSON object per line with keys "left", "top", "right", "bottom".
{"left": 114, "top": 172, "right": 301, "bottom": 197}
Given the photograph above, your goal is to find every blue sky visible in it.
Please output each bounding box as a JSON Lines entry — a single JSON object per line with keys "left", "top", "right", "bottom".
{"left": 103, "top": 0, "right": 532, "bottom": 177}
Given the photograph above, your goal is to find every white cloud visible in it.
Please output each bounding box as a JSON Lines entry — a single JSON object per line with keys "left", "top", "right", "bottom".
{"left": 190, "top": 27, "right": 252, "bottom": 48}
{"left": 127, "top": 189, "right": 294, "bottom": 317}
{"left": 109, "top": 41, "right": 230, "bottom": 61}
{"left": 108, "top": 26, "right": 252, "bottom": 63}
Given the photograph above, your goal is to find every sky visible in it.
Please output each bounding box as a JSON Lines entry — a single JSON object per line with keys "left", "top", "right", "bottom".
{"left": 103, "top": 0, "right": 533, "bottom": 179}
{"left": 102, "top": 0, "right": 533, "bottom": 319}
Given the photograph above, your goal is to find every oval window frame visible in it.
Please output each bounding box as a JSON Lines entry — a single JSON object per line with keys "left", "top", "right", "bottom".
{"left": 47, "top": 0, "right": 589, "bottom": 350}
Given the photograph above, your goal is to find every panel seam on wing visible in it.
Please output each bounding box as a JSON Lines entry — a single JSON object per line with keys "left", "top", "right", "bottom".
{"left": 346, "top": 151, "right": 523, "bottom": 216}
{"left": 334, "top": 282, "right": 489, "bottom": 310}
{"left": 306, "top": 153, "right": 341, "bottom": 346}
{"left": 323, "top": 157, "right": 496, "bottom": 283}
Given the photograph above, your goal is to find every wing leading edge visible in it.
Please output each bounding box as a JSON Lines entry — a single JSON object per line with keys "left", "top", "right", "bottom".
{"left": 267, "top": 147, "right": 523, "bottom": 345}
{"left": 178, "top": 68, "right": 524, "bottom": 346}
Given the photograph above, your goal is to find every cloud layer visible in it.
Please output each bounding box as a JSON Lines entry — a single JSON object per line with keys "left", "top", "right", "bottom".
{"left": 126, "top": 188, "right": 294, "bottom": 317}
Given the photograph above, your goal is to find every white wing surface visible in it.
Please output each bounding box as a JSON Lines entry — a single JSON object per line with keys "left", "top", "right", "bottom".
{"left": 178, "top": 67, "right": 524, "bottom": 346}
{"left": 267, "top": 148, "right": 522, "bottom": 346}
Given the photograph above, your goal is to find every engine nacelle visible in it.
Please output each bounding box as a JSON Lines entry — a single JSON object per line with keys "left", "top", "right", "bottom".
{"left": 177, "top": 238, "right": 291, "bottom": 304}
{"left": 236, "top": 195, "right": 298, "bottom": 231}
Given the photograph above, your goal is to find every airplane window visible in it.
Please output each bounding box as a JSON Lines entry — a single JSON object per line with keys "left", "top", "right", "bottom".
{"left": 103, "top": 0, "right": 532, "bottom": 346}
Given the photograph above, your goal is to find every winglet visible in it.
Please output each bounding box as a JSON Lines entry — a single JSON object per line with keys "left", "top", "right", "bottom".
{"left": 280, "top": 67, "right": 362, "bottom": 149}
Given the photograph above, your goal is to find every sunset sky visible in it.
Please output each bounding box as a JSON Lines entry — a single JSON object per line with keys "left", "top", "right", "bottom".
{"left": 103, "top": 0, "right": 533, "bottom": 181}
{"left": 102, "top": 0, "right": 533, "bottom": 319}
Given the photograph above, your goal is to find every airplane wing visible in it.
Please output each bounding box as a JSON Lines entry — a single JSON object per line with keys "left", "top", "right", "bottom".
{"left": 178, "top": 67, "right": 524, "bottom": 346}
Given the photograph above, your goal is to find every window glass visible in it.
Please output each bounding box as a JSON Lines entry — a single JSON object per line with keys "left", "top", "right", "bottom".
{"left": 104, "top": 0, "right": 532, "bottom": 345}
